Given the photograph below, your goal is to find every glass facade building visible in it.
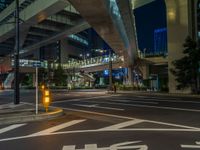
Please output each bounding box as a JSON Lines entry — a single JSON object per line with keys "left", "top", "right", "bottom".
{"left": 154, "top": 28, "right": 167, "bottom": 55}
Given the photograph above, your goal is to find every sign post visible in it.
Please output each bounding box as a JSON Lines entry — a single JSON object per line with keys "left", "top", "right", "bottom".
{"left": 33, "top": 61, "right": 42, "bottom": 115}
{"left": 35, "top": 67, "right": 38, "bottom": 115}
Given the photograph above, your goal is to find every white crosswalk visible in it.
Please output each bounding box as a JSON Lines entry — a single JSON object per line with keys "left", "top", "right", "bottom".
{"left": 0, "top": 114, "right": 199, "bottom": 143}
{"left": 0, "top": 124, "right": 26, "bottom": 134}
{"left": 98, "top": 119, "right": 144, "bottom": 131}
{"left": 30, "top": 119, "right": 86, "bottom": 136}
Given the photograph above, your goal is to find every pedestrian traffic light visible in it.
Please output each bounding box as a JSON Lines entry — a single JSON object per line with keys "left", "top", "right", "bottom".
{"left": 42, "top": 89, "right": 51, "bottom": 112}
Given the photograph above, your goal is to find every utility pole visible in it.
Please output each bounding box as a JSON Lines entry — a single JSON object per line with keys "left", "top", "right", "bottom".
{"left": 14, "top": 0, "right": 20, "bottom": 104}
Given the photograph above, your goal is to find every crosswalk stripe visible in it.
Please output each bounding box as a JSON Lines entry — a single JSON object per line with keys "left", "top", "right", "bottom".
{"left": 30, "top": 120, "right": 86, "bottom": 136}
{"left": 0, "top": 124, "right": 26, "bottom": 134}
{"left": 98, "top": 119, "right": 144, "bottom": 130}
{"left": 85, "top": 144, "right": 98, "bottom": 149}
{"left": 62, "top": 145, "right": 76, "bottom": 150}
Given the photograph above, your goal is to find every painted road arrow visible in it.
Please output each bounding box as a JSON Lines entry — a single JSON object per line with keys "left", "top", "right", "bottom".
{"left": 62, "top": 141, "right": 148, "bottom": 150}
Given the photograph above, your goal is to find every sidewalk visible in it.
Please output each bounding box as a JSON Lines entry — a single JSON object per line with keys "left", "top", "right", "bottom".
{"left": 0, "top": 102, "right": 64, "bottom": 125}
{"left": 116, "top": 90, "right": 200, "bottom": 98}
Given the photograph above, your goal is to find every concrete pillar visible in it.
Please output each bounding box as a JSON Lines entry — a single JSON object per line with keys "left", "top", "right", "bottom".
{"left": 165, "top": 0, "right": 193, "bottom": 93}
{"left": 140, "top": 64, "right": 149, "bottom": 80}
{"left": 127, "top": 67, "right": 133, "bottom": 85}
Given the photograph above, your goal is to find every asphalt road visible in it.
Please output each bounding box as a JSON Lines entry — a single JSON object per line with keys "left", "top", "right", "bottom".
{"left": 0, "top": 89, "right": 200, "bottom": 150}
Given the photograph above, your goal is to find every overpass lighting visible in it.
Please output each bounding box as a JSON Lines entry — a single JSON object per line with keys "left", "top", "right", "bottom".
{"left": 68, "top": 34, "right": 88, "bottom": 45}
{"left": 168, "top": 10, "right": 176, "bottom": 21}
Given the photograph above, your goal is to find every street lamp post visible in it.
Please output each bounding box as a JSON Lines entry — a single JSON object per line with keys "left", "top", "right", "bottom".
{"left": 14, "top": 0, "right": 20, "bottom": 104}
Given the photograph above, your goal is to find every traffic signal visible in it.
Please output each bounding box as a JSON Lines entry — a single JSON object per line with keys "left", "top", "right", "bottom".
{"left": 42, "top": 89, "right": 51, "bottom": 112}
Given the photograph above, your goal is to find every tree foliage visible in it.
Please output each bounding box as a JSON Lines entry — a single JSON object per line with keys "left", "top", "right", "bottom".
{"left": 171, "top": 36, "right": 200, "bottom": 93}
{"left": 53, "top": 65, "right": 67, "bottom": 86}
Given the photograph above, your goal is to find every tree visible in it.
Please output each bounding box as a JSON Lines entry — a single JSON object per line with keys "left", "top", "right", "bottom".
{"left": 171, "top": 36, "right": 200, "bottom": 93}
{"left": 53, "top": 65, "right": 67, "bottom": 86}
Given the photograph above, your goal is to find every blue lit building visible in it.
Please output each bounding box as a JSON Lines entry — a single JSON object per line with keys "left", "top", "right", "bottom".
{"left": 154, "top": 28, "right": 167, "bottom": 55}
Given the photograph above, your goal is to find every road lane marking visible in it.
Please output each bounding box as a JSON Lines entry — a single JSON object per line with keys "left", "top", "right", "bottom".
{"left": 52, "top": 95, "right": 113, "bottom": 104}
{"left": 98, "top": 119, "right": 144, "bottom": 130}
{"left": 62, "top": 141, "right": 148, "bottom": 150}
{"left": 30, "top": 120, "right": 86, "bottom": 136}
{"left": 109, "top": 99, "right": 158, "bottom": 104}
{"left": 0, "top": 107, "right": 198, "bottom": 142}
{"left": 135, "top": 96, "right": 179, "bottom": 100}
{"left": 181, "top": 141, "right": 200, "bottom": 148}
{"left": 0, "top": 124, "right": 26, "bottom": 134}
{"left": 0, "top": 128, "right": 199, "bottom": 142}
{"left": 61, "top": 108, "right": 200, "bottom": 130}
{"left": 74, "top": 104, "right": 124, "bottom": 111}
{"left": 84, "top": 100, "right": 200, "bottom": 113}
{"left": 121, "top": 97, "right": 200, "bottom": 104}
{"left": 62, "top": 145, "right": 76, "bottom": 150}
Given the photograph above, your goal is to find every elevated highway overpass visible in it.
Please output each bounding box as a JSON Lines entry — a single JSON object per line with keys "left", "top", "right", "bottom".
{"left": 0, "top": 0, "right": 197, "bottom": 93}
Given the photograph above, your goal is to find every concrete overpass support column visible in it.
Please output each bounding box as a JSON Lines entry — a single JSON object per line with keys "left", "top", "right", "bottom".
{"left": 141, "top": 64, "right": 149, "bottom": 80}
{"left": 165, "top": 0, "right": 193, "bottom": 93}
{"left": 127, "top": 67, "right": 133, "bottom": 85}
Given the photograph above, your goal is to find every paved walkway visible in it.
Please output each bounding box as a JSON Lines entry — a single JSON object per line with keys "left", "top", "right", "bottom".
{"left": 0, "top": 102, "right": 64, "bottom": 125}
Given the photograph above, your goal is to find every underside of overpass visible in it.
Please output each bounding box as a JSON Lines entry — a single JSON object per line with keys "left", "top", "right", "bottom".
{"left": 0, "top": 0, "right": 195, "bottom": 93}
{"left": 0, "top": 0, "right": 156, "bottom": 62}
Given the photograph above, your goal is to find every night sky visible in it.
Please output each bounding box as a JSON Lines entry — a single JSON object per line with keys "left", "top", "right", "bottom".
{"left": 134, "top": 0, "right": 166, "bottom": 53}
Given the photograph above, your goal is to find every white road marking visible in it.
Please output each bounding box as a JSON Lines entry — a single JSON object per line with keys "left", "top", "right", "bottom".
{"left": 30, "top": 120, "right": 86, "bottom": 136}
{"left": 135, "top": 96, "right": 179, "bottom": 100}
{"left": 109, "top": 99, "right": 158, "bottom": 104}
{"left": 62, "top": 145, "right": 76, "bottom": 150}
{"left": 0, "top": 128, "right": 199, "bottom": 143}
{"left": 74, "top": 104, "right": 98, "bottom": 108}
{"left": 126, "top": 97, "right": 200, "bottom": 104}
{"left": 85, "top": 144, "right": 98, "bottom": 149}
{"left": 0, "top": 124, "right": 26, "bottom": 134}
{"left": 62, "top": 141, "right": 148, "bottom": 150}
{"left": 0, "top": 108, "right": 199, "bottom": 142}
{"left": 74, "top": 104, "right": 124, "bottom": 111}
{"left": 61, "top": 108, "right": 200, "bottom": 130}
{"left": 84, "top": 100, "right": 200, "bottom": 112}
{"left": 99, "top": 119, "right": 143, "bottom": 130}
{"left": 53, "top": 95, "right": 113, "bottom": 104}
{"left": 181, "top": 141, "right": 200, "bottom": 148}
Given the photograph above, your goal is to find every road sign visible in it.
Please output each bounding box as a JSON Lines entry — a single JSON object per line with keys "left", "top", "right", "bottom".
{"left": 32, "top": 62, "right": 42, "bottom": 68}
{"left": 11, "top": 59, "right": 47, "bottom": 68}
{"left": 62, "top": 141, "right": 148, "bottom": 150}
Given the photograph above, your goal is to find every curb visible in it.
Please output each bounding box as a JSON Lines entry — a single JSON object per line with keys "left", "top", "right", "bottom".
{"left": 0, "top": 108, "right": 64, "bottom": 125}
{"left": 117, "top": 91, "right": 200, "bottom": 98}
